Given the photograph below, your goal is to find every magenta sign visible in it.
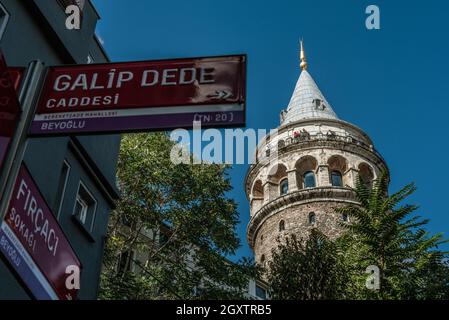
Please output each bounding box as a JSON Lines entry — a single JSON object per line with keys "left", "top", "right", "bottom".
{"left": 3, "top": 165, "right": 82, "bottom": 300}
{"left": 0, "top": 52, "right": 22, "bottom": 173}
{"left": 29, "top": 55, "right": 246, "bottom": 135}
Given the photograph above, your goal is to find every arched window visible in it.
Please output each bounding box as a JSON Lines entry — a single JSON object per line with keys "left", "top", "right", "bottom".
{"left": 328, "top": 155, "right": 348, "bottom": 187}
{"left": 260, "top": 255, "right": 266, "bottom": 267}
{"left": 279, "top": 220, "right": 285, "bottom": 232}
{"left": 331, "top": 170, "right": 343, "bottom": 187}
{"left": 260, "top": 234, "right": 264, "bottom": 244}
{"left": 342, "top": 213, "right": 349, "bottom": 223}
{"left": 308, "top": 212, "right": 316, "bottom": 225}
{"left": 358, "top": 163, "right": 374, "bottom": 189}
{"left": 296, "top": 156, "right": 318, "bottom": 189}
{"left": 280, "top": 179, "right": 289, "bottom": 195}
{"left": 252, "top": 180, "right": 264, "bottom": 198}
{"left": 303, "top": 171, "right": 316, "bottom": 188}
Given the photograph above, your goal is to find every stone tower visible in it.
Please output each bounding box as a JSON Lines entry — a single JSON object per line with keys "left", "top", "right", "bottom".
{"left": 245, "top": 42, "right": 388, "bottom": 267}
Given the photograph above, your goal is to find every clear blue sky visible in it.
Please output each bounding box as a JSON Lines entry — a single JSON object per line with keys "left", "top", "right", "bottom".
{"left": 93, "top": 0, "right": 449, "bottom": 261}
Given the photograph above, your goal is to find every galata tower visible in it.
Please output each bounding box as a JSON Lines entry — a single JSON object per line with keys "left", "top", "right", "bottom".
{"left": 245, "top": 42, "right": 388, "bottom": 267}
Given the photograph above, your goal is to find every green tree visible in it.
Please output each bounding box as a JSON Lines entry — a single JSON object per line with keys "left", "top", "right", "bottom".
{"left": 266, "top": 172, "right": 449, "bottom": 300}
{"left": 337, "top": 171, "right": 449, "bottom": 299}
{"left": 99, "top": 133, "right": 256, "bottom": 300}
{"left": 266, "top": 229, "right": 352, "bottom": 299}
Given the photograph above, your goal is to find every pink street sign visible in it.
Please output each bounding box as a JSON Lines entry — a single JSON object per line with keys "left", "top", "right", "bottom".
{"left": 30, "top": 55, "right": 246, "bottom": 135}
{"left": 0, "top": 51, "right": 22, "bottom": 173}
{"left": 4, "top": 164, "right": 82, "bottom": 300}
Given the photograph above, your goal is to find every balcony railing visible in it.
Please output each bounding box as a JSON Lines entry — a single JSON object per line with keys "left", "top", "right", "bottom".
{"left": 251, "top": 131, "right": 385, "bottom": 169}
{"left": 276, "top": 131, "right": 375, "bottom": 153}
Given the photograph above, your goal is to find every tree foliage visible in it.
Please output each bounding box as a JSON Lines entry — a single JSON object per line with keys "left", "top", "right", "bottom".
{"left": 99, "top": 133, "right": 256, "bottom": 300}
{"left": 266, "top": 230, "right": 351, "bottom": 299}
{"left": 267, "top": 171, "right": 449, "bottom": 300}
{"left": 337, "top": 171, "right": 449, "bottom": 299}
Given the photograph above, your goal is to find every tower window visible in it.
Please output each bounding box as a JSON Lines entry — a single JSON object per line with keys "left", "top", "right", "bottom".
{"left": 331, "top": 170, "right": 343, "bottom": 187}
{"left": 260, "top": 255, "right": 266, "bottom": 268}
{"left": 303, "top": 171, "right": 316, "bottom": 188}
{"left": 280, "top": 179, "right": 289, "bottom": 195}
{"left": 266, "top": 148, "right": 271, "bottom": 157}
{"left": 313, "top": 99, "right": 326, "bottom": 111}
{"left": 342, "top": 213, "right": 349, "bottom": 223}
{"left": 279, "top": 220, "right": 285, "bottom": 232}
{"left": 358, "top": 163, "right": 374, "bottom": 189}
{"left": 277, "top": 139, "right": 285, "bottom": 150}
{"left": 308, "top": 212, "right": 316, "bottom": 226}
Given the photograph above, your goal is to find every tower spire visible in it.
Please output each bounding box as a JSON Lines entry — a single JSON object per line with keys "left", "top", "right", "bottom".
{"left": 300, "top": 39, "right": 308, "bottom": 70}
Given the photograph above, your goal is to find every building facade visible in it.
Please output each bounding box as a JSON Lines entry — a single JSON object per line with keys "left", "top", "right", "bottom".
{"left": 0, "top": 0, "right": 120, "bottom": 299}
{"left": 245, "top": 42, "right": 388, "bottom": 266}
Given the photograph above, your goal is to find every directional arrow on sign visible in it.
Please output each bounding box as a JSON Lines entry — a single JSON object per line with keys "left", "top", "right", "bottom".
{"left": 207, "top": 90, "right": 232, "bottom": 100}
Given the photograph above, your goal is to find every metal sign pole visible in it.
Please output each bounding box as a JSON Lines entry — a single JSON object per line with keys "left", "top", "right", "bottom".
{"left": 0, "top": 60, "right": 45, "bottom": 221}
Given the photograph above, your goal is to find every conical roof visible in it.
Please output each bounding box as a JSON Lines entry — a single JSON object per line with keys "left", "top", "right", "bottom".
{"left": 281, "top": 69, "right": 338, "bottom": 124}
{"left": 281, "top": 41, "right": 338, "bottom": 124}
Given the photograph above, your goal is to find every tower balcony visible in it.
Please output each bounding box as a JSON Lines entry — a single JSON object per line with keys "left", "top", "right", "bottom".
{"left": 261, "top": 131, "right": 385, "bottom": 167}
{"left": 245, "top": 130, "right": 388, "bottom": 200}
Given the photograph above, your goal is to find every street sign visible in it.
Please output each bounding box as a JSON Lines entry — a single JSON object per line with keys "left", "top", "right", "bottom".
{"left": 0, "top": 164, "right": 82, "bottom": 300}
{"left": 8, "top": 67, "right": 25, "bottom": 91}
{"left": 29, "top": 55, "right": 246, "bottom": 135}
{"left": 0, "top": 52, "right": 22, "bottom": 174}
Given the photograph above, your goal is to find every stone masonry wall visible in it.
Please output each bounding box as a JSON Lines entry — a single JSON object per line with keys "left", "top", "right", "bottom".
{"left": 253, "top": 200, "right": 350, "bottom": 266}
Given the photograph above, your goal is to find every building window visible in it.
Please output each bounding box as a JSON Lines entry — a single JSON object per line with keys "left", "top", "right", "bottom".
{"left": 303, "top": 171, "right": 316, "bottom": 188}
{"left": 74, "top": 196, "right": 88, "bottom": 224}
{"left": 55, "top": 160, "right": 71, "bottom": 220}
{"left": 331, "top": 170, "right": 343, "bottom": 187}
{"left": 121, "top": 214, "right": 134, "bottom": 228}
{"left": 0, "top": 2, "right": 10, "bottom": 41}
{"left": 73, "top": 181, "right": 97, "bottom": 232}
{"left": 280, "top": 179, "right": 289, "bottom": 195}
{"left": 308, "top": 212, "right": 316, "bottom": 226}
{"left": 159, "top": 232, "right": 169, "bottom": 246}
{"left": 256, "top": 285, "right": 267, "bottom": 300}
{"left": 260, "top": 234, "right": 264, "bottom": 244}
{"left": 117, "top": 250, "right": 135, "bottom": 273}
{"left": 279, "top": 220, "right": 285, "bottom": 232}
{"left": 342, "top": 213, "right": 349, "bottom": 223}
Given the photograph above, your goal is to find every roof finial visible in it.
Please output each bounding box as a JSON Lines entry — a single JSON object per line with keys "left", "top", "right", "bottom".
{"left": 300, "top": 39, "right": 308, "bottom": 71}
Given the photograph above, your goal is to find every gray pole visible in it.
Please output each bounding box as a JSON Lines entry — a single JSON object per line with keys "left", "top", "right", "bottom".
{"left": 0, "top": 60, "right": 45, "bottom": 221}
